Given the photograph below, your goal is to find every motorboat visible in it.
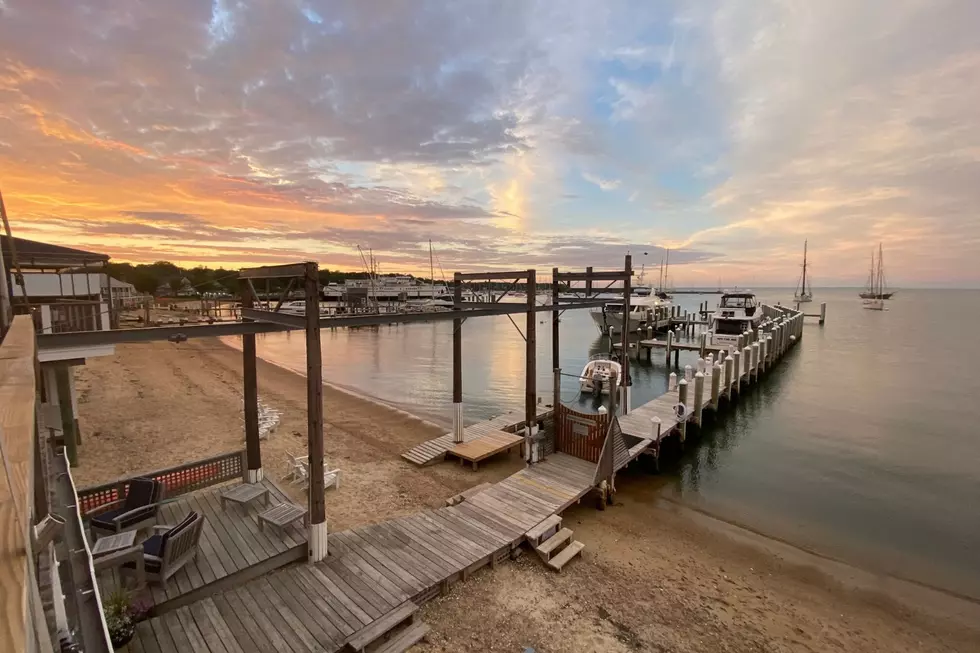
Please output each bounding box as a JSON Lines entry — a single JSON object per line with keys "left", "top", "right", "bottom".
{"left": 709, "top": 291, "right": 763, "bottom": 347}
{"left": 579, "top": 355, "right": 622, "bottom": 396}
{"left": 589, "top": 294, "right": 671, "bottom": 335}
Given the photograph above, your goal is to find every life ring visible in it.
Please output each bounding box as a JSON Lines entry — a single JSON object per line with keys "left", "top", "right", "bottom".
{"left": 673, "top": 403, "right": 690, "bottom": 420}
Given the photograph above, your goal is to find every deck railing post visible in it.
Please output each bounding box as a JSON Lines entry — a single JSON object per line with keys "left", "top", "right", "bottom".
{"left": 694, "top": 372, "right": 704, "bottom": 425}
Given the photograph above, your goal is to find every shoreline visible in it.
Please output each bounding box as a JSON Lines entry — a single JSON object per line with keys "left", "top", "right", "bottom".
{"left": 73, "top": 339, "right": 980, "bottom": 651}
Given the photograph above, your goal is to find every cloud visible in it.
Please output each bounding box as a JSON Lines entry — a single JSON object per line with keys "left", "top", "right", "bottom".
{"left": 582, "top": 172, "right": 621, "bottom": 191}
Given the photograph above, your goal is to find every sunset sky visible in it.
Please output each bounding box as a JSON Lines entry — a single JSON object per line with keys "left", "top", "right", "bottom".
{"left": 1, "top": 0, "right": 978, "bottom": 287}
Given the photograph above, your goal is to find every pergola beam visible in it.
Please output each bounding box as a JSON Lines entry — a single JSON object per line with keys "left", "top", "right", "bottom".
{"left": 237, "top": 262, "right": 311, "bottom": 279}
{"left": 453, "top": 271, "right": 530, "bottom": 281}
{"left": 554, "top": 271, "right": 632, "bottom": 282}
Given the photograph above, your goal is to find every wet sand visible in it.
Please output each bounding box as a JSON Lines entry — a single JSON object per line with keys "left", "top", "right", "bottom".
{"left": 74, "top": 339, "right": 980, "bottom": 652}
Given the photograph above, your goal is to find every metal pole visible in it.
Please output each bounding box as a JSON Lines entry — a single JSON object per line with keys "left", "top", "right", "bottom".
{"left": 304, "top": 262, "right": 327, "bottom": 561}
{"left": 452, "top": 273, "right": 463, "bottom": 443}
{"left": 620, "top": 254, "right": 632, "bottom": 414}
{"left": 240, "top": 279, "right": 262, "bottom": 481}
{"left": 525, "top": 269, "right": 537, "bottom": 462}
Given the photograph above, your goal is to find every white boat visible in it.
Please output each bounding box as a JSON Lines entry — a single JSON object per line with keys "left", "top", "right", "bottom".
{"left": 589, "top": 294, "right": 671, "bottom": 335}
{"left": 709, "top": 291, "right": 764, "bottom": 347}
{"left": 794, "top": 240, "right": 813, "bottom": 303}
{"left": 579, "top": 355, "right": 622, "bottom": 396}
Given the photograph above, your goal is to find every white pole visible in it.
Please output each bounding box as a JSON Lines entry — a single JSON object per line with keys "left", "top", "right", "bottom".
{"left": 684, "top": 364, "right": 693, "bottom": 382}
{"left": 669, "top": 371, "right": 678, "bottom": 392}
{"left": 694, "top": 371, "right": 704, "bottom": 425}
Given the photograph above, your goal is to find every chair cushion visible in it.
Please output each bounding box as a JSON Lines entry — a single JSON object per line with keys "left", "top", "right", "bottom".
{"left": 123, "top": 478, "right": 158, "bottom": 510}
{"left": 142, "top": 534, "right": 164, "bottom": 557}
{"left": 90, "top": 507, "right": 126, "bottom": 531}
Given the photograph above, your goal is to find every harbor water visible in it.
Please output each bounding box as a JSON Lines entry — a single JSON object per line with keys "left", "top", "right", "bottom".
{"left": 228, "top": 288, "right": 980, "bottom": 601}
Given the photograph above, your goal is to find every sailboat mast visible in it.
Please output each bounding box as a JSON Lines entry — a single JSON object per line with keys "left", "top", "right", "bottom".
{"left": 428, "top": 239, "right": 434, "bottom": 294}
{"left": 664, "top": 248, "right": 670, "bottom": 290}
{"left": 801, "top": 240, "right": 808, "bottom": 294}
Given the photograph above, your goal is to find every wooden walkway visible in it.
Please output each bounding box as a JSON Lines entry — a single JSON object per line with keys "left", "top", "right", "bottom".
{"left": 448, "top": 430, "right": 523, "bottom": 469}
{"left": 103, "top": 478, "right": 307, "bottom": 615}
{"left": 131, "top": 453, "right": 596, "bottom": 652}
{"left": 402, "top": 403, "right": 553, "bottom": 466}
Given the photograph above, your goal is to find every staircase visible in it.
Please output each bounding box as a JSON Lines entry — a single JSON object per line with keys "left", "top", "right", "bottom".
{"left": 525, "top": 515, "right": 585, "bottom": 572}
{"left": 344, "top": 600, "right": 429, "bottom": 653}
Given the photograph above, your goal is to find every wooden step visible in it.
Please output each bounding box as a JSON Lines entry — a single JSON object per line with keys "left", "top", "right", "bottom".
{"left": 373, "top": 621, "right": 430, "bottom": 653}
{"left": 524, "top": 514, "right": 562, "bottom": 546}
{"left": 345, "top": 600, "right": 417, "bottom": 652}
{"left": 535, "top": 527, "right": 573, "bottom": 561}
{"left": 546, "top": 540, "right": 584, "bottom": 572}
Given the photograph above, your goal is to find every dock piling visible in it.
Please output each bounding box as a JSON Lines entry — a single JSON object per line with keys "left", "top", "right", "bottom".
{"left": 751, "top": 342, "right": 760, "bottom": 379}
{"left": 665, "top": 329, "right": 673, "bottom": 366}
{"left": 694, "top": 372, "right": 704, "bottom": 424}
{"left": 685, "top": 364, "right": 693, "bottom": 382}
{"left": 724, "top": 356, "right": 734, "bottom": 396}
{"left": 678, "top": 379, "right": 688, "bottom": 445}
{"left": 711, "top": 363, "right": 721, "bottom": 406}
{"left": 733, "top": 349, "right": 742, "bottom": 393}
{"left": 669, "top": 371, "right": 677, "bottom": 391}
{"left": 699, "top": 331, "right": 707, "bottom": 358}
{"left": 819, "top": 302, "right": 827, "bottom": 325}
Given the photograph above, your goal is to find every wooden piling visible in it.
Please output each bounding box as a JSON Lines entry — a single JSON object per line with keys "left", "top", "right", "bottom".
{"left": 525, "top": 269, "right": 537, "bottom": 459}
{"left": 665, "top": 329, "right": 673, "bottom": 366}
{"left": 240, "top": 279, "right": 261, "bottom": 480}
{"left": 711, "top": 363, "right": 721, "bottom": 406}
{"left": 733, "top": 349, "right": 742, "bottom": 393}
{"left": 694, "top": 372, "right": 704, "bottom": 425}
{"left": 724, "top": 356, "right": 733, "bottom": 396}
{"left": 684, "top": 364, "right": 693, "bottom": 382}
{"left": 699, "top": 331, "right": 707, "bottom": 358}
{"left": 819, "top": 302, "right": 827, "bottom": 325}
{"left": 751, "top": 342, "right": 760, "bottom": 379}
{"left": 678, "top": 379, "right": 688, "bottom": 445}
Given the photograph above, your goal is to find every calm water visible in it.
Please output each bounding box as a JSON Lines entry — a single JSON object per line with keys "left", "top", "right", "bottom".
{"left": 230, "top": 289, "right": 980, "bottom": 600}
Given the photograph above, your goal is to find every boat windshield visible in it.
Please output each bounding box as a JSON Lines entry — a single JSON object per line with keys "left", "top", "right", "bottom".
{"left": 714, "top": 319, "right": 745, "bottom": 335}
{"left": 720, "top": 295, "right": 755, "bottom": 309}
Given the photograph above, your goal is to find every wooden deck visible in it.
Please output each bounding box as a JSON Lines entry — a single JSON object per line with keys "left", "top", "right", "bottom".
{"left": 101, "top": 477, "right": 306, "bottom": 615}
{"left": 131, "top": 453, "right": 596, "bottom": 652}
{"left": 402, "top": 403, "right": 553, "bottom": 466}
{"left": 448, "top": 431, "right": 523, "bottom": 469}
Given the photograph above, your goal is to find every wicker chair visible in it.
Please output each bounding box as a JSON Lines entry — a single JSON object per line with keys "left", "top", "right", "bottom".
{"left": 123, "top": 511, "right": 205, "bottom": 584}
{"left": 89, "top": 477, "right": 162, "bottom": 539}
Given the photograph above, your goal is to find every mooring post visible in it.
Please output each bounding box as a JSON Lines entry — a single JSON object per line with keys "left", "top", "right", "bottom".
{"left": 733, "top": 349, "right": 742, "bottom": 393}
{"left": 711, "top": 362, "right": 721, "bottom": 406}
{"left": 694, "top": 372, "right": 704, "bottom": 425}
{"left": 668, "top": 371, "right": 677, "bottom": 391}
{"left": 452, "top": 273, "right": 464, "bottom": 443}
{"left": 819, "top": 302, "right": 827, "bottom": 326}
{"left": 685, "top": 364, "right": 693, "bottom": 382}
{"left": 240, "top": 279, "right": 262, "bottom": 482}
{"left": 304, "top": 262, "right": 327, "bottom": 562}
{"left": 751, "top": 342, "right": 760, "bottom": 379}
{"left": 665, "top": 329, "right": 673, "bottom": 367}
{"left": 678, "top": 379, "right": 688, "bottom": 445}
{"left": 699, "top": 331, "right": 707, "bottom": 358}
{"left": 724, "top": 356, "right": 734, "bottom": 396}
{"left": 608, "top": 326, "right": 615, "bottom": 355}
{"left": 696, "top": 357, "right": 705, "bottom": 375}
{"left": 651, "top": 416, "right": 662, "bottom": 471}
{"left": 743, "top": 346, "right": 752, "bottom": 384}
{"left": 525, "top": 269, "right": 537, "bottom": 463}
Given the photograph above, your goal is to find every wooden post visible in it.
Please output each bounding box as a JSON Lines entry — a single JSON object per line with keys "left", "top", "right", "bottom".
{"left": 743, "top": 346, "right": 752, "bottom": 383}
{"left": 694, "top": 372, "right": 704, "bottom": 425}
{"left": 733, "top": 349, "right": 742, "bottom": 393}
{"left": 699, "top": 331, "right": 706, "bottom": 358}
{"left": 819, "top": 302, "right": 827, "bottom": 325}
{"left": 620, "top": 254, "right": 632, "bottom": 414}
{"left": 240, "top": 279, "right": 262, "bottom": 482}
{"left": 585, "top": 266, "right": 593, "bottom": 298}
{"left": 669, "top": 371, "right": 677, "bottom": 391}
{"left": 304, "top": 262, "right": 327, "bottom": 562}
{"left": 525, "top": 269, "right": 537, "bottom": 462}
{"left": 684, "top": 364, "right": 693, "bottom": 382}
{"left": 677, "top": 379, "right": 688, "bottom": 445}
{"left": 761, "top": 337, "right": 769, "bottom": 370}
{"left": 553, "top": 367, "right": 561, "bottom": 418}
{"left": 54, "top": 365, "right": 77, "bottom": 466}
{"left": 665, "top": 329, "right": 673, "bottom": 366}
{"left": 751, "top": 342, "right": 760, "bottom": 379}
{"left": 552, "top": 267, "right": 560, "bottom": 372}
{"left": 608, "top": 326, "right": 614, "bottom": 355}
{"left": 452, "top": 273, "right": 463, "bottom": 443}
{"left": 711, "top": 362, "right": 721, "bottom": 406}
{"left": 724, "top": 356, "right": 733, "bottom": 396}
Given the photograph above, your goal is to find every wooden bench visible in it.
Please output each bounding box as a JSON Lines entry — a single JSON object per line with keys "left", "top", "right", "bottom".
{"left": 257, "top": 503, "right": 307, "bottom": 533}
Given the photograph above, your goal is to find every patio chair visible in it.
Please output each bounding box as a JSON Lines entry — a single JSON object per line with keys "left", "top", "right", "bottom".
{"left": 284, "top": 451, "right": 309, "bottom": 484}
{"left": 90, "top": 477, "right": 162, "bottom": 539}
{"left": 294, "top": 460, "right": 341, "bottom": 491}
{"left": 123, "top": 511, "right": 205, "bottom": 584}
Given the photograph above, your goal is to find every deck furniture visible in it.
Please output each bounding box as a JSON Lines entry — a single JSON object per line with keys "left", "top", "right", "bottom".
{"left": 257, "top": 503, "right": 308, "bottom": 533}
{"left": 89, "top": 477, "right": 162, "bottom": 539}
{"left": 220, "top": 482, "right": 270, "bottom": 511}
{"left": 92, "top": 531, "right": 145, "bottom": 588}
{"left": 293, "top": 459, "right": 341, "bottom": 491}
{"left": 123, "top": 511, "right": 205, "bottom": 584}
{"left": 90, "top": 530, "right": 137, "bottom": 556}
{"left": 283, "top": 451, "right": 309, "bottom": 483}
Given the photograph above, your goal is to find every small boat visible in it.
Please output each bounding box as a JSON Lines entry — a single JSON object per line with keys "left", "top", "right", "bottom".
{"left": 794, "top": 240, "right": 813, "bottom": 303}
{"left": 709, "top": 291, "right": 764, "bottom": 347}
{"left": 579, "top": 355, "right": 622, "bottom": 396}
{"left": 861, "top": 243, "right": 893, "bottom": 307}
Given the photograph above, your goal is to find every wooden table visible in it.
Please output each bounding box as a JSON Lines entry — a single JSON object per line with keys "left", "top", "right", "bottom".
{"left": 91, "top": 531, "right": 145, "bottom": 588}
{"left": 257, "top": 503, "right": 308, "bottom": 533}
{"left": 220, "top": 483, "right": 270, "bottom": 511}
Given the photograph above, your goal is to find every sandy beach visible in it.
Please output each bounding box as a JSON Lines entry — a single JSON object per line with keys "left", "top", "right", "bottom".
{"left": 73, "top": 339, "right": 980, "bottom": 652}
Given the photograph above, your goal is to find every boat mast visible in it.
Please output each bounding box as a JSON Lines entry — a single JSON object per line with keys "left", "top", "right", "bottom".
{"left": 428, "top": 239, "right": 434, "bottom": 297}
{"left": 878, "top": 242, "right": 886, "bottom": 294}
{"left": 801, "top": 240, "right": 808, "bottom": 295}
{"left": 664, "top": 248, "right": 670, "bottom": 290}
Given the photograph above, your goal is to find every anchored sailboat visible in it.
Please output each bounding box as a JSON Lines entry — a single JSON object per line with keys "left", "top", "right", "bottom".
{"left": 794, "top": 240, "right": 813, "bottom": 304}
{"left": 861, "top": 243, "right": 892, "bottom": 309}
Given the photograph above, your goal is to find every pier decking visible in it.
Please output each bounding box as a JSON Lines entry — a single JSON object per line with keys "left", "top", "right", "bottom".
{"left": 401, "top": 403, "right": 553, "bottom": 466}
{"left": 131, "top": 453, "right": 596, "bottom": 652}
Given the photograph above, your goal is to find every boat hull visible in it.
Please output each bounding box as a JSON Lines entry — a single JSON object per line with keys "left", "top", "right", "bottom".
{"left": 859, "top": 292, "right": 894, "bottom": 299}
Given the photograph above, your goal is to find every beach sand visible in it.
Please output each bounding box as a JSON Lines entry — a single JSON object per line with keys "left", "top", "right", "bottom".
{"left": 74, "top": 339, "right": 980, "bottom": 652}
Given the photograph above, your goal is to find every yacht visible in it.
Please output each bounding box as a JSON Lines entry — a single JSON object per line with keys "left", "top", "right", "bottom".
{"left": 589, "top": 294, "right": 671, "bottom": 335}
{"left": 709, "top": 291, "right": 763, "bottom": 347}
{"left": 579, "top": 355, "right": 622, "bottom": 396}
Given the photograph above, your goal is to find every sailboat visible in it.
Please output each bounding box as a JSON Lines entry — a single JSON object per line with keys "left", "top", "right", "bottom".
{"left": 794, "top": 240, "right": 813, "bottom": 303}
{"left": 861, "top": 243, "right": 892, "bottom": 310}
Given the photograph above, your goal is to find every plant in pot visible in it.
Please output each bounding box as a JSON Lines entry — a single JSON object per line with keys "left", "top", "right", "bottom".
{"left": 104, "top": 589, "right": 139, "bottom": 649}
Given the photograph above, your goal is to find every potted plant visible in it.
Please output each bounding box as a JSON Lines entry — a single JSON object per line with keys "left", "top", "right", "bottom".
{"left": 103, "top": 589, "right": 142, "bottom": 649}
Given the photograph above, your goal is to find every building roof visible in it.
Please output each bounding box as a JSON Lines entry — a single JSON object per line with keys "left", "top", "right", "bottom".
{"left": 1, "top": 235, "right": 109, "bottom": 269}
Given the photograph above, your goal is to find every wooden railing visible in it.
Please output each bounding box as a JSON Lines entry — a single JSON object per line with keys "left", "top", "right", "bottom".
{"left": 554, "top": 404, "right": 609, "bottom": 463}
{"left": 77, "top": 450, "right": 246, "bottom": 516}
